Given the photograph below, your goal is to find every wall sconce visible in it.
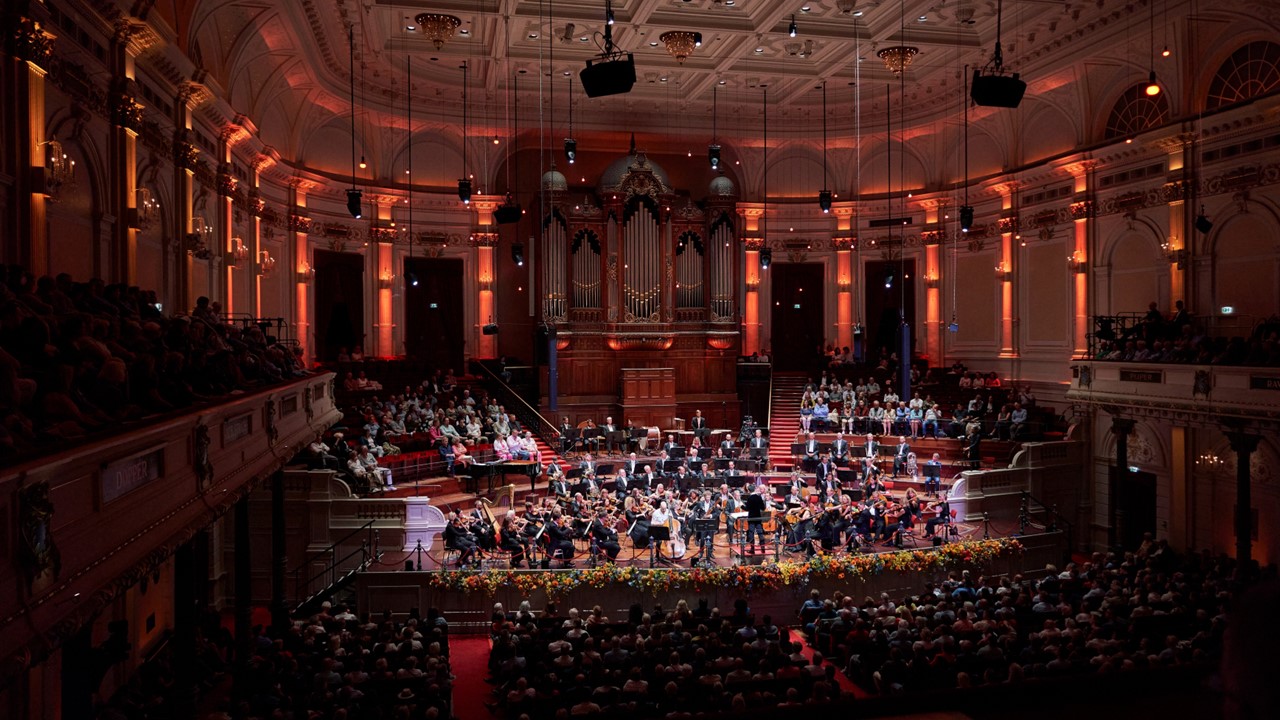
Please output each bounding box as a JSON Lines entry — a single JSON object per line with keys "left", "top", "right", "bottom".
{"left": 187, "top": 216, "right": 213, "bottom": 259}
{"left": 995, "top": 262, "right": 1012, "bottom": 281}
{"left": 297, "top": 261, "right": 315, "bottom": 284}
{"left": 1161, "top": 239, "right": 1188, "bottom": 269}
{"left": 1068, "top": 251, "right": 1087, "bottom": 274}
{"left": 745, "top": 277, "right": 761, "bottom": 291}
{"left": 35, "top": 137, "right": 76, "bottom": 201}
{"left": 226, "top": 236, "right": 250, "bottom": 266}
{"left": 256, "top": 250, "right": 276, "bottom": 277}
{"left": 377, "top": 270, "right": 394, "bottom": 290}
{"left": 478, "top": 274, "right": 494, "bottom": 293}
{"left": 925, "top": 274, "right": 940, "bottom": 289}
{"left": 131, "top": 187, "right": 159, "bottom": 230}
{"left": 836, "top": 277, "right": 852, "bottom": 293}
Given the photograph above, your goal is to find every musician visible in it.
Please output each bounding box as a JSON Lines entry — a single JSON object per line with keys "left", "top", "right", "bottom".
{"left": 815, "top": 456, "right": 840, "bottom": 500}
{"left": 589, "top": 512, "right": 621, "bottom": 562}
{"left": 690, "top": 409, "right": 710, "bottom": 442}
{"left": 720, "top": 460, "right": 742, "bottom": 480}
{"left": 749, "top": 429, "right": 768, "bottom": 451}
{"left": 924, "top": 453, "right": 943, "bottom": 495}
{"left": 720, "top": 435, "right": 737, "bottom": 455}
{"left": 579, "top": 453, "right": 597, "bottom": 478}
{"left": 786, "top": 471, "right": 806, "bottom": 499}
{"left": 744, "top": 483, "right": 768, "bottom": 553}
{"left": 613, "top": 469, "right": 630, "bottom": 498}
{"left": 830, "top": 432, "right": 851, "bottom": 467}
{"left": 546, "top": 515, "right": 577, "bottom": 563}
{"left": 582, "top": 419, "right": 601, "bottom": 453}
{"left": 663, "top": 434, "right": 681, "bottom": 455}
{"left": 801, "top": 431, "right": 820, "bottom": 468}
{"left": 672, "top": 465, "right": 691, "bottom": 493}
{"left": 892, "top": 436, "right": 912, "bottom": 477}
{"left": 924, "top": 492, "right": 951, "bottom": 539}
{"left": 559, "top": 417, "right": 575, "bottom": 453}
{"left": 550, "top": 474, "right": 570, "bottom": 499}
{"left": 468, "top": 500, "right": 497, "bottom": 551}
{"left": 861, "top": 433, "right": 880, "bottom": 461}
{"left": 862, "top": 466, "right": 886, "bottom": 498}
{"left": 602, "top": 416, "right": 620, "bottom": 454}
{"left": 500, "top": 511, "right": 528, "bottom": 568}
{"left": 718, "top": 486, "right": 741, "bottom": 544}
{"left": 443, "top": 513, "right": 479, "bottom": 568}
{"left": 623, "top": 452, "right": 641, "bottom": 477}
{"left": 650, "top": 501, "right": 673, "bottom": 559}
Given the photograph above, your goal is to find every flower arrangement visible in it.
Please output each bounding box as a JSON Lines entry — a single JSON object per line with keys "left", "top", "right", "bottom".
{"left": 422, "top": 538, "right": 1022, "bottom": 598}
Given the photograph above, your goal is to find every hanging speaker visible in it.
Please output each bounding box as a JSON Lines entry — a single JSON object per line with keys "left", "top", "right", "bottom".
{"left": 494, "top": 203, "right": 522, "bottom": 224}
{"left": 1194, "top": 208, "right": 1213, "bottom": 234}
{"left": 482, "top": 323, "right": 500, "bottom": 335}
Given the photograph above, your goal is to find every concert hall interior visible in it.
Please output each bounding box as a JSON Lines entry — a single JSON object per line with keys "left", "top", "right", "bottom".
{"left": 2, "top": 0, "right": 1280, "bottom": 718}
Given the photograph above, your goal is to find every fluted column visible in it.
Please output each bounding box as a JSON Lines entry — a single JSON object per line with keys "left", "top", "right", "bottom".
{"left": 742, "top": 207, "right": 764, "bottom": 355}
{"left": 1226, "top": 432, "right": 1261, "bottom": 566}
{"left": 109, "top": 20, "right": 156, "bottom": 285}
{"left": 6, "top": 10, "right": 55, "bottom": 273}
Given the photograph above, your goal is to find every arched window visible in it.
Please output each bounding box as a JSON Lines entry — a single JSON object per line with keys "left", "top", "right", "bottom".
{"left": 1206, "top": 41, "right": 1280, "bottom": 110}
{"left": 1104, "top": 84, "right": 1170, "bottom": 140}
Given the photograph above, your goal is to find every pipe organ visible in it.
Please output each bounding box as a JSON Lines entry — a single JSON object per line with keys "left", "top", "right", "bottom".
{"left": 536, "top": 152, "right": 744, "bottom": 429}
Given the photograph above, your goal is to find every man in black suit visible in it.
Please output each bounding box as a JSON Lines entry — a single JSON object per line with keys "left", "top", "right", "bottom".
{"left": 892, "top": 436, "right": 911, "bottom": 477}
{"left": 443, "top": 513, "right": 479, "bottom": 568}
{"left": 830, "top": 431, "right": 851, "bottom": 467}
{"left": 559, "top": 417, "right": 575, "bottom": 454}
{"left": 551, "top": 475, "right": 570, "bottom": 499}
{"left": 546, "top": 516, "right": 576, "bottom": 564}
{"left": 613, "top": 470, "right": 629, "bottom": 498}
{"left": 663, "top": 434, "right": 681, "bottom": 455}
{"left": 744, "top": 483, "right": 768, "bottom": 553}
{"left": 590, "top": 514, "right": 621, "bottom": 562}
{"left": 750, "top": 429, "right": 768, "bottom": 451}
{"left": 602, "top": 416, "right": 620, "bottom": 454}
{"left": 719, "top": 436, "right": 737, "bottom": 456}
{"left": 623, "top": 452, "right": 641, "bottom": 476}
{"left": 673, "top": 465, "right": 691, "bottom": 493}
{"left": 579, "top": 453, "right": 597, "bottom": 477}
{"left": 815, "top": 455, "right": 839, "bottom": 500}
{"left": 638, "top": 464, "right": 656, "bottom": 491}
{"left": 690, "top": 409, "right": 710, "bottom": 443}
{"left": 802, "top": 431, "right": 820, "bottom": 469}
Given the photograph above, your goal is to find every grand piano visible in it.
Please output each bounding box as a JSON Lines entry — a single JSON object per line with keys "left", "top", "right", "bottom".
{"left": 462, "top": 460, "right": 539, "bottom": 494}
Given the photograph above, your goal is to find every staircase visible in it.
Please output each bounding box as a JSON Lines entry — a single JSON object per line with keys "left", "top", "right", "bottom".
{"left": 768, "top": 372, "right": 810, "bottom": 471}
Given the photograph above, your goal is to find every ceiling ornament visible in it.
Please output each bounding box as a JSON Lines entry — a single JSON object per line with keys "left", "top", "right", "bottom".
{"left": 414, "top": 13, "right": 462, "bottom": 50}
{"left": 877, "top": 45, "right": 919, "bottom": 74}
{"left": 659, "top": 31, "right": 702, "bottom": 64}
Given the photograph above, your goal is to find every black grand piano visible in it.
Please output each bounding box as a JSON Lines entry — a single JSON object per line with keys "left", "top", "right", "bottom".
{"left": 462, "top": 460, "right": 540, "bottom": 494}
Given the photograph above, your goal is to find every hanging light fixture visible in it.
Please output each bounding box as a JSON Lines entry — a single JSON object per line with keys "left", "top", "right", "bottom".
{"left": 877, "top": 45, "right": 919, "bottom": 73}
{"left": 564, "top": 75, "right": 577, "bottom": 164}
{"left": 458, "top": 60, "right": 472, "bottom": 204}
{"left": 960, "top": 65, "right": 973, "bottom": 232}
{"left": 659, "top": 31, "right": 702, "bottom": 63}
{"left": 818, "top": 82, "right": 831, "bottom": 213}
{"left": 345, "top": 26, "right": 361, "bottom": 218}
{"left": 760, "top": 84, "right": 770, "bottom": 269}
{"left": 414, "top": 13, "right": 462, "bottom": 50}
{"left": 789, "top": 15, "right": 798, "bottom": 38}
{"left": 708, "top": 85, "right": 721, "bottom": 169}
{"left": 1144, "top": 0, "right": 1161, "bottom": 96}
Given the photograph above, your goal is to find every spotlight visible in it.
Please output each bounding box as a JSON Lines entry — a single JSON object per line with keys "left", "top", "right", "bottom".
{"left": 708, "top": 144, "right": 721, "bottom": 169}
{"left": 1144, "top": 69, "right": 1161, "bottom": 97}
{"left": 1195, "top": 206, "right": 1213, "bottom": 234}
{"left": 358, "top": 155, "right": 367, "bottom": 170}
{"left": 564, "top": 137, "right": 577, "bottom": 164}
{"left": 818, "top": 190, "right": 832, "bottom": 213}
{"left": 759, "top": 248, "right": 772, "bottom": 270}
{"left": 457, "top": 178, "right": 472, "bottom": 204}
{"left": 346, "top": 188, "right": 363, "bottom": 218}
{"left": 406, "top": 272, "right": 419, "bottom": 287}
{"left": 789, "top": 15, "right": 797, "bottom": 38}
{"left": 511, "top": 242, "right": 525, "bottom": 267}
{"left": 1162, "top": 45, "right": 1171, "bottom": 58}
{"left": 884, "top": 272, "right": 894, "bottom": 289}
{"left": 959, "top": 205, "right": 974, "bottom": 232}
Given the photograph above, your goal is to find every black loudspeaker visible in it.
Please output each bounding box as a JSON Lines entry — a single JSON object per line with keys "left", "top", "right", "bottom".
{"left": 494, "top": 204, "right": 522, "bottom": 224}
{"left": 1195, "top": 213, "right": 1213, "bottom": 234}
{"left": 482, "top": 324, "right": 500, "bottom": 335}
{"left": 971, "top": 71, "right": 1027, "bottom": 108}
{"left": 580, "top": 55, "right": 636, "bottom": 98}
{"left": 932, "top": 536, "right": 943, "bottom": 547}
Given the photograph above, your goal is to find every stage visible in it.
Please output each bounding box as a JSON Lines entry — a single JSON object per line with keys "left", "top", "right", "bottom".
{"left": 353, "top": 533, "right": 1065, "bottom": 631}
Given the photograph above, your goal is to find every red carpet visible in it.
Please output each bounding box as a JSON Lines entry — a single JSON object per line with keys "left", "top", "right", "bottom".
{"left": 450, "top": 635, "right": 494, "bottom": 720}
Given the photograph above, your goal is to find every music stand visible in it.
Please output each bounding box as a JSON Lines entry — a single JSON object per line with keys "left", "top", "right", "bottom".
{"left": 662, "top": 459, "right": 685, "bottom": 475}
{"left": 648, "top": 525, "right": 671, "bottom": 567}
{"left": 668, "top": 446, "right": 687, "bottom": 460}
{"left": 607, "top": 430, "right": 626, "bottom": 455}
{"left": 690, "top": 518, "right": 717, "bottom": 567}
{"left": 627, "top": 427, "right": 644, "bottom": 453}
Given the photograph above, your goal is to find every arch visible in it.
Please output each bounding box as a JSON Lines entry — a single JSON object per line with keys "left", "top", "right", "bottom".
{"left": 1103, "top": 84, "right": 1171, "bottom": 141}
{"left": 1210, "top": 209, "right": 1280, "bottom": 320}
{"left": 1103, "top": 220, "right": 1170, "bottom": 315}
{"left": 1206, "top": 41, "right": 1280, "bottom": 110}
{"left": 1021, "top": 101, "right": 1080, "bottom": 162}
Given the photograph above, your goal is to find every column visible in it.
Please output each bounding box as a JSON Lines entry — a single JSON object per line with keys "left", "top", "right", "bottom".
{"left": 216, "top": 132, "right": 239, "bottom": 313}
{"left": 172, "top": 533, "right": 208, "bottom": 716}
{"left": 1226, "top": 432, "right": 1260, "bottom": 566}
{"left": 109, "top": 20, "right": 154, "bottom": 284}
{"left": 741, "top": 207, "right": 764, "bottom": 355}
{"left": 1110, "top": 417, "right": 1136, "bottom": 549}
{"left": 175, "top": 82, "right": 211, "bottom": 311}
{"left": 472, "top": 229, "right": 498, "bottom": 359}
{"left": 996, "top": 185, "right": 1017, "bottom": 358}
{"left": 289, "top": 180, "right": 315, "bottom": 364}
{"left": 234, "top": 494, "right": 252, "bottom": 675}
{"left": 833, "top": 206, "right": 854, "bottom": 351}
{"left": 1169, "top": 426, "right": 1189, "bottom": 549}
{"left": 7, "top": 12, "right": 54, "bottom": 272}
{"left": 371, "top": 196, "right": 397, "bottom": 358}
{"left": 270, "top": 470, "right": 288, "bottom": 633}
{"left": 1063, "top": 160, "right": 1096, "bottom": 356}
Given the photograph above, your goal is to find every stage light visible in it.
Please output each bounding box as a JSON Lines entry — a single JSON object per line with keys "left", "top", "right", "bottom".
{"left": 708, "top": 144, "right": 721, "bottom": 169}
{"left": 346, "top": 188, "right": 362, "bottom": 218}
{"left": 511, "top": 242, "right": 525, "bottom": 267}
{"left": 1145, "top": 70, "right": 1161, "bottom": 97}
{"left": 959, "top": 205, "right": 974, "bottom": 232}
{"left": 457, "top": 178, "right": 472, "bottom": 204}
{"left": 358, "top": 155, "right": 367, "bottom": 169}
{"left": 759, "top": 248, "right": 772, "bottom": 270}
{"left": 564, "top": 137, "right": 577, "bottom": 164}
{"left": 818, "top": 190, "right": 832, "bottom": 213}
{"left": 884, "top": 272, "right": 894, "bottom": 289}
{"left": 789, "top": 15, "right": 798, "bottom": 38}
{"left": 406, "top": 272, "right": 419, "bottom": 287}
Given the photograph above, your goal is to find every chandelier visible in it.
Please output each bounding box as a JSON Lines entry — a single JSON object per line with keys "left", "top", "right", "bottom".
{"left": 41, "top": 137, "right": 75, "bottom": 201}
{"left": 257, "top": 250, "right": 276, "bottom": 278}
{"left": 877, "top": 45, "right": 920, "bottom": 73}
{"left": 135, "top": 187, "right": 159, "bottom": 230}
{"left": 659, "top": 31, "right": 702, "bottom": 63}
{"left": 414, "top": 13, "right": 462, "bottom": 50}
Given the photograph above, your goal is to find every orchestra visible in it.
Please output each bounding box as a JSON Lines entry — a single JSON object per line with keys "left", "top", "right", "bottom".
{"left": 441, "top": 410, "right": 953, "bottom": 569}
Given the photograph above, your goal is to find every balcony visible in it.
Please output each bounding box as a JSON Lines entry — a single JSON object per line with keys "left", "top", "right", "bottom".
{"left": 1066, "top": 361, "right": 1280, "bottom": 426}
{"left": 0, "top": 373, "right": 339, "bottom": 671}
